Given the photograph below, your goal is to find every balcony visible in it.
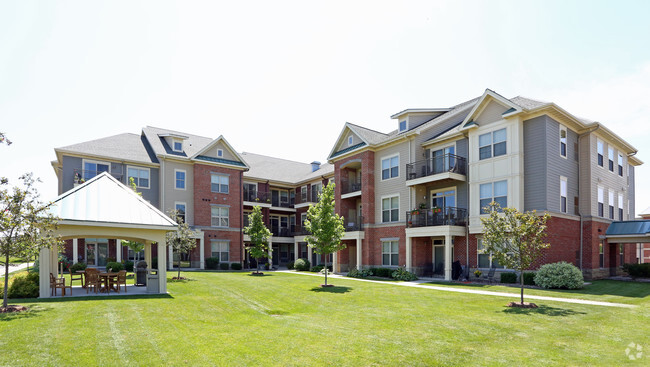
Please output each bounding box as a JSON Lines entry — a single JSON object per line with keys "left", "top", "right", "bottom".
{"left": 271, "top": 198, "right": 292, "bottom": 208}
{"left": 74, "top": 169, "right": 124, "bottom": 185}
{"left": 341, "top": 181, "right": 362, "bottom": 196}
{"left": 291, "top": 226, "right": 310, "bottom": 236}
{"left": 406, "top": 207, "right": 467, "bottom": 228}
{"left": 405, "top": 154, "right": 467, "bottom": 186}
{"left": 243, "top": 190, "right": 271, "bottom": 204}
{"left": 271, "top": 227, "right": 291, "bottom": 237}
{"left": 344, "top": 216, "right": 363, "bottom": 232}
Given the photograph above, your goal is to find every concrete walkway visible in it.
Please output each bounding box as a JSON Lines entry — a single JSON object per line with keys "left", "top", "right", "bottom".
{"left": 0, "top": 262, "right": 31, "bottom": 276}
{"left": 278, "top": 270, "right": 637, "bottom": 309}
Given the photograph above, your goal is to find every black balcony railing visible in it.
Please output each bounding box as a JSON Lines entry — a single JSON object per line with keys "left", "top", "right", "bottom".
{"left": 291, "top": 226, "right": 310, "bottom": 236}
{"left": 271, "top": 197, "right": 292, "bottom": 208}
{"left": 243, "top": 190, "right": 271, "bottom": 203}
{"left": 271, "top": 227, "right": 291, "bottom": 237}
{"left": 406, "top": 154, "right": 467, "bottom": 180}
{"left": 344, "top": 216, "right": 363, "bottom": 232}
{"left": 341, "top": 181, "right": 362, "bottom": 195}
{"left": 406, "top": 207, "right": 467, "bottom": 227}
{"left": 74, "top": 169, "right": 124, "bottom": 184}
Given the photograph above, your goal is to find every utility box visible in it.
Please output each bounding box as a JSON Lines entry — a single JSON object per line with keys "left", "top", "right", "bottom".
{"left": 146, "top": 270, "right": 159, "bottom": 293}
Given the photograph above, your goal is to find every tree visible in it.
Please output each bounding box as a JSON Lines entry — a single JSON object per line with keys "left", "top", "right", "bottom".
{"left": 0, "top": 173, "right": 61, "bottom": 308}
{"left": 480, "top": 202, "right": 551, "bottom": 306}
{"left": 166, "top": 209, "right": 196, "bottom": 279}
{"left": 243, "top": 205, "right": 271, "bottom": 274}
{"left": 304, "top": 182, "right": 345, "bottom": 286}
{"left": 0, "top": 132, "right": 11, "bottom": 146}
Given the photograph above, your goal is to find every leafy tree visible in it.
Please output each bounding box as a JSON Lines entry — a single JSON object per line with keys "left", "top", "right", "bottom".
{"left": 166, "top": 209, "right": 196, "bottom": 279}
{"left": 0, "top": 173, "right": 61, "bottom": 308}
{"left": 304, "top": 182, "right": 345, "bottom": 286}
{"left": 481, "top": 202, "right": 551, "bottom": 305}
{"left": 243, "top": 205, "right": 271, "bottom": 274}
{"left": 0, "top": 132, "right": 11, "bottom": 146}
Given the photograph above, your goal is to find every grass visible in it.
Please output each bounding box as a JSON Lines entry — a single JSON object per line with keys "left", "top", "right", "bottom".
{"left": 1, "top": 271, "right": 649, "bottom": 366}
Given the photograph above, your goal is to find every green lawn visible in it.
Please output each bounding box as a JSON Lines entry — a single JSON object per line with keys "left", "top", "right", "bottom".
{"left": 1, "top": 271, "right": 649, "bottom": 366}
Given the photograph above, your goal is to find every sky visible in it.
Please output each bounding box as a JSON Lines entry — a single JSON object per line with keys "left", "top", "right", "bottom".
{"left": 1, "top": 0, "right": 650, "bottom": 214}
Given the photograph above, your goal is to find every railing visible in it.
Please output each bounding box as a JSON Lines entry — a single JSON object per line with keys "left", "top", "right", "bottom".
{"left": 344, "top": 216, "right": 363, "bottom": 232}
{"left": 291, "top": 226, "right": 310, "bottom": 236}
{"left": 271, "top": 227, "right": 291, "bottom": 237}
{"left": 243, "top": 190, "right": 271, "bottom": 203}
{"left": 341, "top": 181, "right": 362, "bottom": 195}
{"left": 406, "top": 154, "right": 467, "bottom": 180}
{"left": 271, "top": 197, "right": 292, "bottom": 208}
{"left": 406, "top": 207, "right": 467, "bottom": 227}
{"left": 73, "top": 169, "right": 124, "bottom": 184}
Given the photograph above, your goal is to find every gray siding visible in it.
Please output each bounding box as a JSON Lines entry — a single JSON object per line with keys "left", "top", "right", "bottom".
{"left": 61, "top": 156, "right": 83, "bottom": 193}
{"left": 523, "top": 116, "right": 547, "bottom": 211}
{"left": 544, "top": 117, "right": 579, "bottom": 214}
{"left": 629, "top": 165, "right": 636, "bottom": 217}
{"left": 475, "top": 101, "right": 508, "bottom": 126}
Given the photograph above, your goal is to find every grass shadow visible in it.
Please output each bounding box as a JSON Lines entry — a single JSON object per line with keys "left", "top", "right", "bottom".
{"left": 501, "top": 305, "right": 586, "bottom": 317}
{"left": 310, "top": 286, "right": 352, "bottom": 294}
{"left": 168, "top": 277, "right": 198, "bottom": 283}
{"left": 247, "top": 273, "right": 274, "bottom": 277}
{"left": 22, "top": 293, "right": 174, "bottom": 304}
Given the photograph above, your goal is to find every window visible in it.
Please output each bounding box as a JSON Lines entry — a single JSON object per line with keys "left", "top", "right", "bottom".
{"left": 560, "top": 177, "right": 567, "bottom": 213}
{"left": 560, "top": 125, "right": 567, "bottom": 158}
{"left": 477, "top": 239, "right": 506, "bottom": 269}
{"left": 618, "top": 194, "right": 624, "bottom": 220}
{"left": 597, "top": 187, "right": 604, "bottom": 217}
{"left": 301, "top": 186, "right": 307, "bottom": 203}
{"left": 608, "top": 147, "right": 614, "bottom": 172}
{"left": 301, "top": 213, "right": 307, "bottom": 228}
{"left": 127, "top": 167, "right": 150, "bottom": 188}
{"left": 479, "top": 128, "right": 506, "bottom": 160}
{"left": 290, "top": 215, "right": 296, "bottom": 233}
{"left": 608, "top": 190, "right": 614, "bottom": 219}
{"left": 243, "top": 183, "right": 257, "bottom": 201}
{"left": 381, "top": 155, "right": 399, "bottom": 180}
{"left": 382, "top": 196, "right": 399, "bottom": 223}
{"left": 311, "top": 183, "right": 322, "bottom": 202}
{"left": 211, "top": 206, "right": 229, "bottom": 227}
{"left": 480, "top": 180, "right": 507, "bottom": 213}
{"left": 348, "top": 135, "right": 353, "bottom": 145}
{"left": 83, "top": 160, "right": 110, "bottom": 180}
{"left": 175, "top": 170, "right": 186, "bottom": 190}
{"left": 399, "top": 120, "right": 407, "bottom": 132}
{"left": 618, "top": 154, "right": 624, "bottom": 176}
{"left": 175, "top": 202, "right": 186, "bottom": 223}
{"left": 173, "top": 139, "right": 183, "bottom": 152}
{"left": 382, "top": 240, "right": 399, "bottom": 266}
{"left": 597, "top": 139, "right": 604, "bottom": 167}
{"left": 211, "top": 241, "right": 229, "bottom": 262}
{"left": 599, "top": 242, "right": 604, "bottom": 268}
{"left": 211, "top": 174, "right": 229, "bottom": 193}
{"left": 217, "top": 149, "right": 223, "bottom": 158}
{"left": 243, "top": 210, "right": 251, "bottom": 228}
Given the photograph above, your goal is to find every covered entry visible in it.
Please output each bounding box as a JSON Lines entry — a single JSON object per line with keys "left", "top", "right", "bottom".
{"left": 40, "top": 172, "right": 177, "bottom": 298}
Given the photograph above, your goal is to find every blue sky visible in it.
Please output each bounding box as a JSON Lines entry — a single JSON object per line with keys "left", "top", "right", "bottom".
{"left": 2, "top": 0, "right": 650, "bottom": 213}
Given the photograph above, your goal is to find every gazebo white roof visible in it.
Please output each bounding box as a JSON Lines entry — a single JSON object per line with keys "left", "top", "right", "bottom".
{"left": 49, "top": 172, "right": 176, "bottom": 230}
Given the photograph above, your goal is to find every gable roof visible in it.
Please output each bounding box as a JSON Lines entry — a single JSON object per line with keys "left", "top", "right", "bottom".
{"left": 55, "top": 133, "right": 158, "bottom": 165}
{"left": 461, "top": 89, "right": 522, "bottom": 128}
{"left": 190, "top": 135, "right": 249, "bottom": 169}
{"left": 49, "top": 172, "right": 177, "bottom": 229}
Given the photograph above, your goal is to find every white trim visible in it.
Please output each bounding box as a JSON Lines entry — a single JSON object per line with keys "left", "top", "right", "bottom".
{"left": 348, "top": 135, "right": 354, "bottom": 146}
{"left": 210, "top": 205, "right": 230, "bottom": 228}
{"left": 217, "top": 149, "right": 224, "bottom": 158}
{"left": 380, "top": 153, "right": 400, "bottom": 181}
{"left": 429, "top": 186, "right": 457, "bottom": 209}
{"left": 174, "top": 169, "right": 187, "bottom": 191}
{"left": 81, "top": 158, "right": 111, "bottom": 176}
{"left": 174, "top": 201, "right": 187, "bottom": 223}
{"left": 380, "top": 193, "right": 400, "bottom": 223}
{"left": 126, "top": 165, "right": 151, "bottom": 189}
{"left": 597, "top": 138, "right": 604, "bottom": 169}
{"left": 560, "top": 176, "right": 568, "bottom": 213}
{"left": 210, "top": 173, "right": 230, "bottom": 194}
{"left": 172, "top": 138, "right": 184, "bottom": 152}
{"left": 559, "top": 124, "right": 567, "bottom": 159}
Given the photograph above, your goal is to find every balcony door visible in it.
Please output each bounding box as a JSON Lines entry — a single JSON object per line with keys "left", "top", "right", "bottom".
{"left": 431, "top": 146, "right": 455, "bottom": 174}
{"left": 430, "top": 188, "right": 456, "bottom": 210}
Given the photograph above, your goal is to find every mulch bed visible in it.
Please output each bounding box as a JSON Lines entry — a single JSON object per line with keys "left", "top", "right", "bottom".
{"left": 507, "top": 302, "right": 538, "bottom": 308}
{"left": 321, "top": 284, "right": 335, "bottom": 288}
{"left": 172, "top": 277, "right": 187, "bottom": 280}
{"left": 0, "top": 305, "right": 28, "bottom": 313}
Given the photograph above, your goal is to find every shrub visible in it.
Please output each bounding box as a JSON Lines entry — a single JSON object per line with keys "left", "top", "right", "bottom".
{"left": 205, "top": 257, "right": 219, "bottom": 270}
{"left": 523, "top": 272, "right": 536, "bottom": 285}
{"left": 500, "top": 272, "right": 517, "bottom": 284}
{"left": 220, "top": 263, "right": 230, "bottom": 270}
{"left": 347, "top": 268, "right": 373, "bottom": 278}
{"left": 230, "top": 263, "right": 242, "bottom": 270}
{"left": 106, "top": 262, "right": 124, "bottom": 272}
{"left": 534, "top": 261, "right": 584, "bottom": 289}
{"left": 69, "top": 262, "right": 87, "bottom": 273}
{"left": 623, "top": 263, "right": 650, "bottom": 278}
{"left": 152, "top": 257, "right": 158, "bottom": 269}
{"left": 287, "top": 261, "right": 295, "bottom": 270}
{"left": 106, "top": 257, "right": 116, "bottom": 263}
{"left": 391, "top": 267, "right": 418, "bottom": 281}
{"left": 294, "top": 258, "right": 310, "bottom": 271}
{"left": 369, "top": 268, "right": 393, "bottom": 278}
{"left": 311, "top": 265, "right": 324, "bottom": 273}
{"left": 8, "top": 272, "right": 39, "bottom": 298}
{"left": 124, "top": 261, "right": 134, "bottom": 272}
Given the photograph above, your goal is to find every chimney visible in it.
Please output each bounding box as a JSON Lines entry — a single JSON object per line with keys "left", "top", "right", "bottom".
{"left": 311, "top": 161, "right": 321, "bottom": 172}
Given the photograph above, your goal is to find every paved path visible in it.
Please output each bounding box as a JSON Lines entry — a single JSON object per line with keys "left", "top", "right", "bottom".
{"left": 0, "top": 262, "right": 31, "bottom": 276}
{"left": 278, "top": 270, "right": 637, "bottom": 309}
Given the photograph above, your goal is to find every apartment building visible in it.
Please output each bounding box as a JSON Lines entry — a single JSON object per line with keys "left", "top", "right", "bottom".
{"left": 328, "top": 89, "right": 642, "bottom": 280}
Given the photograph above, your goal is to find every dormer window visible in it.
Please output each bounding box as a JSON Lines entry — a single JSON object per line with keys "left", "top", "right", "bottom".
{"left": 348, "top": 136, "right": 353, "bottom": 145}
{"left": 173, "top": 140, "right": 183, "bottom": 152}
{"left": 399, "top": 120, "right": 407, "bottom": 132}
{"left": 217, "top": 149, "right": 224, "bottom": 157}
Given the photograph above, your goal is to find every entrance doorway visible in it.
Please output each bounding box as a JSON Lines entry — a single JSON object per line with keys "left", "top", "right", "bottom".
{"left": 433, "top": 245, "right": 444, "bottom": 275}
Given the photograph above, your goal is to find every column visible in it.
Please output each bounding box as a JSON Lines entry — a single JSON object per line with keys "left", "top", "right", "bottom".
{"left": 116, "top": 239, "right": 121, "bottom": 262}
{"left": 406, "top": 236, "right": 412, "bottom": 272}
{"left": 268, "top": 237, "right": 273, "bottom": 268}
{"left": 356, "top": 238, "right": 362, "bottom": 270}
{"left": 199, "top": 235, "right": 205, "bottom": 270}
{"left": 333, "top": 252, "right": 338, "bottom": 273}
{"left": 39, "top": 247, "right": 52, "bottom": 298}
{"left": 72, "top": 238, "right": 78, "bottom": 264}
{"left": 294, "top": 241, "right": 299, "bottom": 261}
{"left": 307, "top": 245, "right": 313, "bottom": 266}
{"left": 158, "top": 241, "right": 167, "bottom": 293}
{"left": 168, "top": 246, "right": 173, "bottom": 270}
{"left": 145, "top": 241, "right": 152, "bottom": 269}
{"left": 444, "top": 234, "right": 452, "bottom": 281}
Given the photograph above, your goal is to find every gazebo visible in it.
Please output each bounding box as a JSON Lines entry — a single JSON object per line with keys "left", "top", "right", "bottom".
{"left": 39, "top": 172, "right": 177, "bottom": 298}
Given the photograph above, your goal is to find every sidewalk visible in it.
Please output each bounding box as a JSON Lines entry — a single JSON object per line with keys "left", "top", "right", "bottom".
{"left": 0, "top": 262, "right": 31, "bottom": 276}
{"left": 278, "top": 270, "right": 637, "bottom": 309}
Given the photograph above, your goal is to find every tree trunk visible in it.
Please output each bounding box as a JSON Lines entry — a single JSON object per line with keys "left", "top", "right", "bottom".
{"left": 324, "top": 257, "right": 328, "bottom": 286}
{"left": 177, "top": 252, "right": 181, "bottom": 279}
{"left": 520, "top": 270, "right": 524, "bottom": 305}
{"left": 4, "top": 253, "right": 10, "bottom": 308}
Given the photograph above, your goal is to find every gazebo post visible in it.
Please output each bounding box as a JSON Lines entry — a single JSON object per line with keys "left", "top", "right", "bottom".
{"left": 157, "top": 240, "right": 167, "bottom": 293}
{"left": 145, "top": 241, "right": 153, "bottom": 269}
{"left": 38, "top": 247, "right": 53, "bottom": 298}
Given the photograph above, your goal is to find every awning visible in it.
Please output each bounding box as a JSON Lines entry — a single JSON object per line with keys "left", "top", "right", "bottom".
{"left": 605, "top": 220, "right": 650, "bottom": 243}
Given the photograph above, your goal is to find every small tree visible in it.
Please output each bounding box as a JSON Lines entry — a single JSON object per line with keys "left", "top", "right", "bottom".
{"left": 304, "top": 182, "right": 345, "bottom": 286}
{"left": 244, "top": 205, "right": 271, "bottom": 274}
{"left": 0, "top": 173, "right": 61, "bottom": 309}
{"left": 481, "top": 202, "right": 551, "bottom": 306}
{"left": 166, "top": 209, "right": 196, "bottom": 279}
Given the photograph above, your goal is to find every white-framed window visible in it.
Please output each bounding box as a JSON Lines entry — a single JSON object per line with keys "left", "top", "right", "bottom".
{"left": 560, "top": 176, "right": 567, "bottom": 213}
{"left": 311, "top": 183, "right": 322, "bottom": 202}
{"left": 175, "top": 169, "right": 186, "bottom": 190}
{"left": 301, "top": 212, "right": 307, "bottom": 227}
{"left": 348, "top": 135, "right": 354, "bottom": 145}
{"left": 479, "top": 128, "right": 506, "bottom": 160}
{"left": 211, "top": 174, "right": 229, "bottom": 193}
{"left": 211, "top": 240, "right": 229, "bottom": 262}
{"left": 399, "top": 120, "right": 407, "bottom": 132}
{"left": 175, "top": 202, "right": 186, "bottom": 223}
{"left": 560, "top": 125, "right": 567, "bottom": 158}
{"left": 477, "top": 238, "right": 508, "bottom": 269}
{"left": 381, "top": 155, "right": 399, "bottom": 180}
{"left": 618, "top": 153, "right": 624, "bottom": 176}
{"left": 608, "top": 147, "right": 614, "bottom": 172}
{"left": 382, "top": 195, "right": 399, "bottom": 223}
{"left": 82, "top": 159, "right": 110, "bottom": 181}
{"left": 382, "top": 240, "right": 399, "bottom": 266}
{"left": 618, "top": 193, "right": 624, "bottom": 221}
{"left": 211, "top": 206, "right": 229, "bottom": 227}
{"left": 127, "top": 166, "right": 150, "bottom": 189}
{"left": 608, "top": 190, "right": 615, "bottom": 219}
{"left": 290, "top": 215, "right": 296, "bottom": 233}
{"left": 597, "top": 139, "right": 604, "bottom": 167}
{"left": 173, "top": 139, "right": 183, "bottom": 152}
{"left": 301, "top": 186, "right": 307, "bottom": 203}
{"left": 217, "top": 149, "right": 224, "bottom": 158}
{"left": 480, "top": 180, "right": 507, "bottom": 213}
{"left": 597, "top": 186, "right": 604, "bottom": 217}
